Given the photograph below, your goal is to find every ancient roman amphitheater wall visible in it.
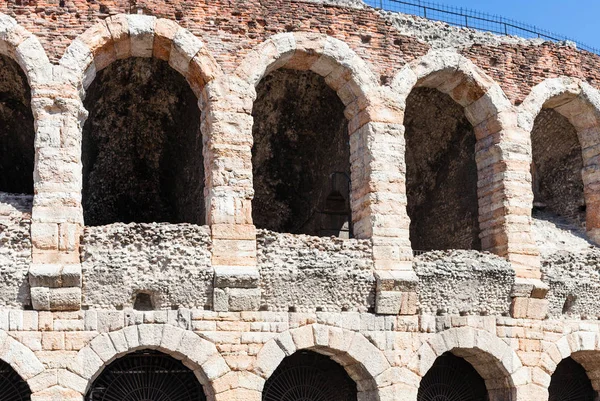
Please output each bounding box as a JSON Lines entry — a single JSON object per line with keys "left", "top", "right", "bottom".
{"left": 0, "top": 0, "right": 599, "bottom": 399}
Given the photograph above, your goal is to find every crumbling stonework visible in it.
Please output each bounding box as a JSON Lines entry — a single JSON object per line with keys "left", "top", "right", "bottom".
{"left": 80, "top": 223, "right": 212, "bottom": 309}
{"left": 0, "top": 193, "right": 31, "bottom": 307}
{"left": 0, "top": 1, "right": 598, "bottom": 400}
{"left": 531, "top": 108, "right": 585, "bottom": 227}
{"left": 542, "top": 249, "right": 600, "bottom": 319}
{"left": 257, "top": 230, "right": 375, "bottom": 312}
{"left": 414, "top": 250, "right": 514, "bottom": 316}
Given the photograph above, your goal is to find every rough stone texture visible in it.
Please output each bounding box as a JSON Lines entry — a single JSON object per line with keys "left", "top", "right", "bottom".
{"left": 82, "top": 57, "right": 204, "bottom": 226}
{"left": 405, "top": 88, "right": 480, "bottom": 251}
{"left": 414, "top": 250, "right": 514, "bottom": 316}
{"left": 541, "top": 249, "right": 600, "bottom": 319}
{"left": 533, "top": 213, "right": 595, "bottom": 256}
{"left": 0, "top": 2, "right": 599, "bottom": 399}
{"left": 531, "top": 108, "right": 585, "bottom": 227}
{"left": 80, "top": 223, "right": 212, "bottom": 309}
{"left": 0, "top": 54, "right": 34, "bottom": 195}
{"left": 0, "top": 193, "right": 31, "bottom": 307}
{"left": 251, "top": 69, "right": 350, "bottom": 237}
{"left": 257, "top": 230, "right": 375, "bottom": 312}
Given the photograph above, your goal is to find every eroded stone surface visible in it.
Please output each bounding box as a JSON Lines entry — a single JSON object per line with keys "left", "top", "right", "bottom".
{"left": 414, "top": 250, "right": 514, "bottom": 316}
{"left": 80, "top": 223, "right": 212, "bottom": 309}
{"left": 257, "top": 230, "right": 375, "bottom": 312}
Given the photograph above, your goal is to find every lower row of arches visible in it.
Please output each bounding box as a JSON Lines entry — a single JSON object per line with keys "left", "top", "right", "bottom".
{"left": 3, "top": 345, "right": 598, "bottom": 401}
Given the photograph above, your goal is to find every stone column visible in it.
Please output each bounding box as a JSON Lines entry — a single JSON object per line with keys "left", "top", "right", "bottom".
{"left": 348, "top": 89, "right": 417, "bottom": 315}
{"left": 201, "top": 76, "right": 260, "bottom": 312}
{"left": 29, "top": 70, "right": 86, "bottom": 311}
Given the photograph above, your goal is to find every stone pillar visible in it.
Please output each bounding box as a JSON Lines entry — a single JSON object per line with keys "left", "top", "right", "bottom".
{"left": 469, "top": 93, "right": 547, "bottom": 319}
{"left": 201, "top": 76, "right": 260, "bottom": 312}
{"left": 348, "top": 89, "right": 417, "bottom": 315}
{"left": 29, "top": 75, "right": 86, "bottom": 311}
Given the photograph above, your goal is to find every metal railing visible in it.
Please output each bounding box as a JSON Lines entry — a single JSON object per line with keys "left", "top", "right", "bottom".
{"left": 364, "top": 0, "right": 599, "bottom": 55}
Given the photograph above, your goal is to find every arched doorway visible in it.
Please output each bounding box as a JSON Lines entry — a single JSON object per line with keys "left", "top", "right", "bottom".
{"left": 86, "top": 350, "right": 206, "bottom": 401}
{"left": 404, "top": 87, "right": 480, "bottom": 252}
{"left": 418, "top": 352, "right": 488, "bottom": 401}
{"left": 0, "top": 359, "right": 31, "bottom": 401}
{"left": 82, "top": 57, "right": 204, "bottom": 226}
{"left": 251, "top": 69, "right": 351, "bottom": 238}
{"left": 549, "top": 357, "right": 596, "bottom": 401}
{"left": 263, "top": 350, "right": 357, "bottom": 401}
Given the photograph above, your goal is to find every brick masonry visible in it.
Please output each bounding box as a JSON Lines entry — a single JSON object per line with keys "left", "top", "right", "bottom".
{"left": 0, "top": 0, "right": 598, "bottom": 400}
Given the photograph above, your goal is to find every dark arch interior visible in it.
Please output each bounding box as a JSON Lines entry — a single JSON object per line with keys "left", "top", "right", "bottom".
{"left": 251, "top": 69, "right": 351, "bottom": 238}
{"left": 263, "top": 350, "right": 357, "bottom": 401}
{"left": 0, "top": 54, "right": 34, "bottom": 195}
{"left": 549, "top": 357, "right": 596, "bottom": 401}
{"left": 531, "top": 108, "right": 585, "bottom": 227}
{"left": 86, "top": 350, "right": 206, "bottom": 401}
{"left": 405, "top": 87, "right": 480, "bottom": 251}
{"left": 82, "top": 57, "right": 204, "bottom": 226}
{"left": 418, "top": 352, "right": 488, "bottom": 401}
{"left": 0, "top": 360, "right": 31, "bottom": 401}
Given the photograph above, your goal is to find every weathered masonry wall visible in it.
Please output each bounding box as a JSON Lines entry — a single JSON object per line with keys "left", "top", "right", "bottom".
{"left": 0, "top": 193, "right": 31, "bottom": 307}
{"left": 1, "top": 310, "right": 600, "bottom": 401}
{"left": 80, "top": 223, "right": 212, "bottom": 310}
{"left": 0, "top": 1, "right": 598, "bottom": 400}
{"left": 257, "top": 230, "right": 374, "bottom": 312}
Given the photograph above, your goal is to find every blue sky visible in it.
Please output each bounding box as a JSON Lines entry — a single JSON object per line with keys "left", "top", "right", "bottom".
{"left": 372, "top": 0, "right": 600, "bottom": 50}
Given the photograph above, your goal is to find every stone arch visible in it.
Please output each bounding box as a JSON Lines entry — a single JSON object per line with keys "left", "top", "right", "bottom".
{"left": 409, "top": 327, "right": 521, "bottom": 401}
{"left": 392, "top": 49, "right": 539, "bottom": 278}
{"left": 66, "top": 324, "right": 230, "bottom": 400}
{"left": 235, "top": 32, "right": 380, "bottom": 110}
{"left": 0, "top": 329, "right": 44, "bottom": 390}
{"left": 60, "top": 14, "right": 222, "bottom": 96}
{"left": 518, "top": 77, "right": 600, "bottom": 245}
{"left": 215, "top": 32, "right": 409, "bottom": 273}
{"left": 541, "top": 331, "right": 600, "bottom": 395}
{"left": 254, "top": 324, "right": 390, "bottom": 401}
{"left": 0, "top": 13, "right": 51, "bottom": 87}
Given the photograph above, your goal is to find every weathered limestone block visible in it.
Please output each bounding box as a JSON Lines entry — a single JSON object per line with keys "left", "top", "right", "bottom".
{"left": 374, "top": 270, "right": 418, "bottom": 315}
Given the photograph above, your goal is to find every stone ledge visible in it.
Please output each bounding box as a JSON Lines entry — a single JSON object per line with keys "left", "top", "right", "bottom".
{"left": 214, "top": 266, "right": 260, "bottom": 289}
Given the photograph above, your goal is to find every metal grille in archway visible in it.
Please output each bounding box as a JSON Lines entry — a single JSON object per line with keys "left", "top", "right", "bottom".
{"left": 417, "top": 352, "right": 488, "bottom": 401}
{"left": 549, "top": 357, "right": 596, "bottom": 401}
{"left": 262, "top": 350, "right": 357, "bottom": 401}
{"left": 86, "top": 350, "right": 206, "bottom": 401}
{"left": 0, "top": 360, "right": 31, "bottom": 401}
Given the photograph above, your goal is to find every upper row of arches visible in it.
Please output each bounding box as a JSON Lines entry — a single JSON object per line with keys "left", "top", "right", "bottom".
{"left": 1, "top": 13, "right": 600, "bottom": 252}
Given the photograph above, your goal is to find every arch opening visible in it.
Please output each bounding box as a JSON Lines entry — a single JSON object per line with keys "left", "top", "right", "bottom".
{"left": 263, "top": 350, "right": 357, "bottom": 401}
{"left": 82, "top": 57, "right": 204, "bottom": 226}
{"left": 531, "top": 108, "right": 586, "bottom": 231}
{"left": 549, "top": 357, "right": 596, "bottom": 401}
{"left": 85, "top": 349, "right": 206, "bottom": 401}
{"left": 418, "top": 352, "right": 487, "bottom": 401}
{"left": 405, "top": 87, "right": 480, "bottom": 251}
{"left": 0, "top": 54, "right": 34, "bottom": 196}
{"left": 251, "top": 69, "right": 351, "bottom": 237}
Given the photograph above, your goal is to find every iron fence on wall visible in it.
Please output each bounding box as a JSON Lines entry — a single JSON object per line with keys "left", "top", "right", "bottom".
{"left": 364, "top": 0, "right": 599, "bottom": 55}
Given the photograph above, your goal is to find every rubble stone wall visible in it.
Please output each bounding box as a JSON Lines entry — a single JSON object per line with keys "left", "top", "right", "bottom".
{"left": 257, "top": 230, "right": 375, "bottom": 312}
{"left": 80, "top": 223, "right": 213, "bottom": 310}
{"left": 0, "top": 193, "right": 31, "bottom": 307}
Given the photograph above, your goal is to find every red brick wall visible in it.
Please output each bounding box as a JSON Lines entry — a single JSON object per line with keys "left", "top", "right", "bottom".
{"left": 2, "top": 0, "right": 598, "bottom": 104}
